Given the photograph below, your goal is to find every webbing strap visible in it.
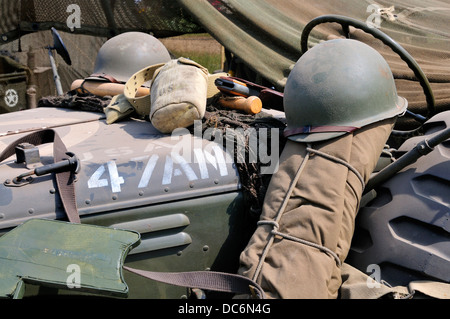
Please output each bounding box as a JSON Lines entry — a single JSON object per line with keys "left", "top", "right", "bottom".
{"left": 123, "top": 266, "right": 266, "bottom": 299}
{"left": 124, "top": 63, "right": 166, "bottom": 117}
{"left": 0, "top": 129, "right": 80, "bottom": 224}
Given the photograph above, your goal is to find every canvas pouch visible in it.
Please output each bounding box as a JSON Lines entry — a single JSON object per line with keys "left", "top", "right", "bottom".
{"left": 149, "top": 57, "right": 209, "bottom": 133}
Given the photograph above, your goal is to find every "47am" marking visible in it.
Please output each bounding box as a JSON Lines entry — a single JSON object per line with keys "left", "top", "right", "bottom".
{"left": 87, "top": 145, "right": 230, "bottom": 193}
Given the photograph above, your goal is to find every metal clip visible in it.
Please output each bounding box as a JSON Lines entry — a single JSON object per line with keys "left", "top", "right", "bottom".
{"left": 4, "top": 176, "right": 34, "bottom": 187}
{"left": 5, "top": 152, "right": 80, "bottom": 188}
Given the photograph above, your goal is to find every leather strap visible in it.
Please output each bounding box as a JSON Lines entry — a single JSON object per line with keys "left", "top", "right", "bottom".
{"left": 124, "top": 63, "right": 166, "bottom": 117}
{"left": 0, "top": 129, "right": 80, "bottom": 224}
{"left": 89, "top": 73, "right": 121, "bottom": 84}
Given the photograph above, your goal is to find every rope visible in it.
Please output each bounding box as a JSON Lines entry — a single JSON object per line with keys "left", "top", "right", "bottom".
{"left": 306, "top": 147, "right": 365, "bottom": 191}
{"left": 257, "top": 220, "right": 341, "bottom": 266}
{"left": 252, "top": 145, "right": 311, "bottom": 281}
{"left": 252, "top": 144, "right": 366, "bottom": 281}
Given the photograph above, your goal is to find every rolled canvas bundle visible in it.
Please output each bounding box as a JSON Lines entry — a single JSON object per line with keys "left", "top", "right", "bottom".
{"left": 238, "top": 117, "right": 396, "bottom": 298}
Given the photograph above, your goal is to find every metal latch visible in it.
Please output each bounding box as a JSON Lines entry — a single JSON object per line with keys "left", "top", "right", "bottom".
{"left": 5, "top": 152, "right": 80, "bottom": 187}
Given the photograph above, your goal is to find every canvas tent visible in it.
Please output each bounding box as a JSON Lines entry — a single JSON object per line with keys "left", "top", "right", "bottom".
{"left": 0, "top": 0, "right": 449, "bottom": 119}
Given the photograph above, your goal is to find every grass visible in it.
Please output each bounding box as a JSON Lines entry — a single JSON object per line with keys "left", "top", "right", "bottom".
{"left": 169, "top": 50, "right": 223, "bottom": 73}
{"left": 161, "top": 33, "right": 224, "bottom": 73}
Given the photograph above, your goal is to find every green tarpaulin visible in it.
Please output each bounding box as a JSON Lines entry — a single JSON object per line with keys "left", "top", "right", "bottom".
{"left": 179, "top": 0, "right": 450, "bottom": 118}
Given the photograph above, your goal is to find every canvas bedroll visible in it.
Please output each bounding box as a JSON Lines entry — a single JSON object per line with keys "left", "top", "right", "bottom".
{"left": 238, "top": 118, "right": 396, "bottom": 298}
{"left": 238, "top": 110, "right": 450, "bottom": 299}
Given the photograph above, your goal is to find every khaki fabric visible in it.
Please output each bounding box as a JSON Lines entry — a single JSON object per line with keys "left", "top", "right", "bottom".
{"left": 340, "top": 263, "right": 450, "bottom": 299}
{"left": 238, "top": 117, "right": 395, "bottom": 299}
{"left": 339, "top": 263, "right": 410, "bottom": 299}
{"left": 150, "top": 58, "right": 209, "bottom": 134}
{"left": 104, "top": 94, "right": 135, "bottom": 125}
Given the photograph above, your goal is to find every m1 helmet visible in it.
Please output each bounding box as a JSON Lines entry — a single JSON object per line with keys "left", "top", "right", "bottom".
{"left": 88, "top": 32, "right": 171, "bottom": 83}
{"left": 283, "top": 39, "right": 407, "bottom": 142}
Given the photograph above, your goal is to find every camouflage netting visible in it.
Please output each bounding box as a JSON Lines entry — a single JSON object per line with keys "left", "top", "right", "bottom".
{"left": 0, "top": 0, "right": 204, "bottom": 102}
{"left": 0, "top": 0, "right": 202, "bottom": 41}
{"left": 38, "top": 91, "right": 110, "bottom": 113}
{"left": 194, "top": 98, "right": 287, "bottom": 216}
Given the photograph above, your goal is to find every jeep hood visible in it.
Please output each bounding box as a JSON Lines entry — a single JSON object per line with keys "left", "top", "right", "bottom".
{"left": 0, "top": 108, "right": 240, "bottom": 230}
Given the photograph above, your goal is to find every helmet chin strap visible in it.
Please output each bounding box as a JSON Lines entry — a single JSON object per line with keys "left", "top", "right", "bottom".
{"left": 88, "top": 73, "right": 121, "bottom": 84}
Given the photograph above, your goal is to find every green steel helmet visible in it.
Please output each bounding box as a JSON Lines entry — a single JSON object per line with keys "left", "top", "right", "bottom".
{"left": 88, "top": 32, "right": 171, "bottom": 83}
{"left": 283, "top": 39, "right": 407, "bottom": 142}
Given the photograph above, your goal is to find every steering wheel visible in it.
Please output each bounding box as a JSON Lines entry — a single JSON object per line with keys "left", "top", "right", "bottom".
{"left": 300, "top": 15, "right": 436, "bottom": 127}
